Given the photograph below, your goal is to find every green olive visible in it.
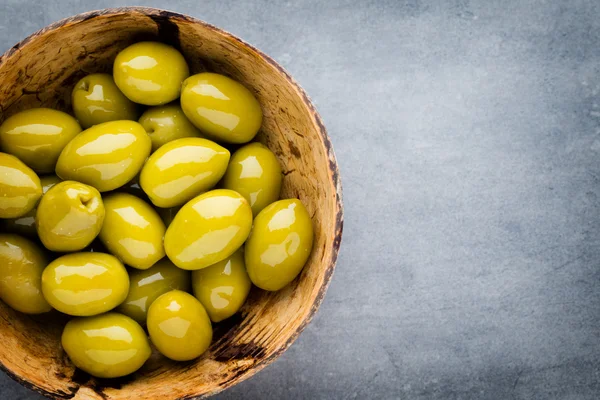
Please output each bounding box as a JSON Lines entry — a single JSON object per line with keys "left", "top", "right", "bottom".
{"left": 164, "top": 189, "right": 252, "bottom": 270}
{"left": 222, "top": 143, "right": 282, "bottom": 216}
{"left": 0, "top": 108, "right": 81, "bottom": 173}
{"left": 55, "top": 120, "right": 151, "bottom": 192}
{"left": 41, "top": 252, "right": 129, "bottom": 316}
{"left": 0, "top": 234, "right": 51, "bottom": 314}
{"left": 72, "top": 73, "right": 140, "bottom": 129}
{"left": 191, "top": 250, "right": 251, "bottom": 322}
{"left": 139, "top": 104, "right": 202, "bottom": 151}
{"left": 36, "top": 181, "right": 105, "bottom": 252}
{"left": 62, "top": 312, "right": 151, "bottom": 378}
{"left": 180, "top": 73, "right": 262, "bottom": 144}
{"left": 245, "top": 199, "right": 314, "bottom": 291}
{"left": 140, "top": 138, "right": 230, "bottom": 208}
{"left": 147, "top": 290, "right": 212, "bottom": 361}
{"left": 157, "top": 206, "right": 180, "bottom": 227}
{"left": 0, "top": 152, "right": 42, "bottom": 218}
{"left": 99, "top": 193, "right": 166, "bottom": 270}
{"left": 113, "top": 42, "right": 189, "bottom": 106}
{"left": 118, "top": 259, "right": 191, "bottom": 324}
{"left": 2, "top": 175, "right": 61, "bottom": 237}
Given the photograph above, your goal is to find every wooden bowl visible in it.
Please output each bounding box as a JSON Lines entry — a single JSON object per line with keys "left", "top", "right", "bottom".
{"left": 0, "top": 7, "right": 343, "bottom": 399}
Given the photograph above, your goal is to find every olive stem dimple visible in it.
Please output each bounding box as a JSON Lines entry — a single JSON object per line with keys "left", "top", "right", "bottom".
{"left": 141, "top": 122, "right": 155, "bottom": 135}
{"left": 78, "top": 194, "right": 95, "bottom": 210}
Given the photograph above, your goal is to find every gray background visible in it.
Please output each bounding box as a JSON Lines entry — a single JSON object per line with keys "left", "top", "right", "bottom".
{"left": 1, "top": 0, "right": 600, "bottom": 399}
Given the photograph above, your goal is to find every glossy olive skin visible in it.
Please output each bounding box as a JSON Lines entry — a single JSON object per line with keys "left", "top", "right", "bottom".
{"left": 164, "top": 189, "right": 253, "bottom": 270}
{"left": 139, "top": 104, "right": 202, "bottom": 151}
{"left": 140, "top": 138, "right": 230, "bottom": 208}
{"left": 245, "top": 199, "right": 314, "bottom": 291}
{"left": 0, "top": 234, "right": 51, "bottom": 314}
{"left": 0, "top": 108, "right": 81, "bottom": 173}
{"left": 223, "top": 143, "right": 282, "bottom": 216}
{"left": 42, "top": 252, "right": 129, "bottom": 316}
{"left": 113, "top": 42, "right": 189, "bottom": 106}
{"left": 62, "top": 312, "right": 151, "bottom": 378}
{"left": 192, "top": 250, "right": 251, "bottom": 322}
{"left": 118, "top": 259, "right": 191, "bottom": 324}
{"left": 36, "top": 181, "right": 105, "bottom": 252}
{"left": 72, "top": 73, "right": 139, "bottom": 129}
{"left": 99, "top": 193, "right": 166, "bottom": 270}
{"left": 2, "top": 175, "right": 61, "bottom": 237}
{"left": 55, "top": 120, "right": 151, "bottom": 192}
{"left": 147, "top": 290, "right": 212, "bottom": 361}
{"left": 180, "top": 73, "right": 263, "bottom": 144}
{"left": 0, "top": 153, "right": 42, "bottom": 218}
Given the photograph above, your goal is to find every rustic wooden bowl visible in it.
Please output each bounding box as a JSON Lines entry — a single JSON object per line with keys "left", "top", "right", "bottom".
{"left": 0, "top": 7, "right": 343, "bottom": 400}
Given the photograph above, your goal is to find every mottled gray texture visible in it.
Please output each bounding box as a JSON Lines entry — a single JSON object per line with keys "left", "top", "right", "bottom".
{"left": 2, "top": 0, "right": 600, "bottom": 399}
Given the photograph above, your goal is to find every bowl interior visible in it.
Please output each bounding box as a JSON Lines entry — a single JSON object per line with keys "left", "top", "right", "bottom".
{"left": 0, "top": 7, "right": 342, "bottom": 400}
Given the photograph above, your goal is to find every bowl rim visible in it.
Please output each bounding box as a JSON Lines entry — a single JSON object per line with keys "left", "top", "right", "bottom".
{"left": 0, "top": 6, "right": 344, "bottom": 399}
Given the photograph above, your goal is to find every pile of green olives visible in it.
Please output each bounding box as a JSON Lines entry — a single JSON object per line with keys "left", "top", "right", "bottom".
{"left": 0, "top": 41, "right": 314, "bottom": 379}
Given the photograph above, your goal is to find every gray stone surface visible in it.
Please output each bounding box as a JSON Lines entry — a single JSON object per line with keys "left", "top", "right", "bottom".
{"left": 2, "top": 0, "right": 600, "bottom": 398}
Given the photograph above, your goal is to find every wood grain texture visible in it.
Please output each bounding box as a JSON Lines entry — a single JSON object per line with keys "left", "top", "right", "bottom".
{"left": 0, "top": 7, "right": 343, "bottom": 400}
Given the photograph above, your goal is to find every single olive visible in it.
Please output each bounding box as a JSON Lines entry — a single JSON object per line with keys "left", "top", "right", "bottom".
{"left": 2, "top": 175, "right": 63, "bottom": 237}
{"left": 113, "top": 42, "right": 189, "bottom": 106}
{"left": 139, "top": 103, "right": 202, "bottom": 151}
{"left": 72, "top": 73, "right": 140, "bottom": 129}
{"left": 147, "top": 290, "right": 212, "bottom": 361}
{"left": 0, "top": 234, "right": 51, "bottom": 314}
{"left": 245, "top": 199, "right": 314, "bottom": 291}
{"left": 157, "top": 206, "right": 180, "bottom": 227}
{"left": 140, "top": 138, "right": 230, "bottom": 208}
{"left": 62, "top": 312, "right": 151, "bottom": 378}
{"left": 0, "top": 152, "right": 42, "bottom": 218}
{"left": 99, "top": 193, "right": 165, "bottom": 270}
{"left": 222, "top": 142, "right": 282, "bottom": 216}
{"left": 55, "top": 120, "right": 151, "bottom": 192}
{"left": 164, "top": 189, "right": 252, "bottom": 270}
{"left": 0, "top": 108, "right": 81, "bottom": 173}
{"left": 41, "top": 252, "right": 129, "bottom": 316}
{"left": 180, "top": 73, "right": 262, "bottom": 144}
{"left": 118, "top": 259, "right": 191, "bottom": 324}
{"left": 192, "top": 249, "right": 251, "bottom": 322}
{"left": 36, "top": 181, "right": 105, "bottom": 252}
